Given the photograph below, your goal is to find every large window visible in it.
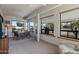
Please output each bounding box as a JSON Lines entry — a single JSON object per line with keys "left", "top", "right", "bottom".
{"left": 29, "top": 22, "right": 34, "bottom": 31}
{"left": 12, "top": 20, "right": 17, "bottom": 27}
{"left": 11, "top": 20, "right": 24, "bottom": 31}
{"left": 60, "top": 8, "right": 79, "bottom": 39}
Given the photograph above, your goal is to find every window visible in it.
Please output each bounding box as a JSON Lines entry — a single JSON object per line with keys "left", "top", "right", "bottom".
{"left": 29, "top": 22, "right": 34, "bottom": 31}
{"left": 41, "top": 15, "right": 54, "bottom": 36}
{"left": 60, "top": 8, "right": 79, "bottom": 39}
{"left": 11, "top": 20, "right": 24, "bottom": 31}
{"left": 12, "top": 20, "right": 17, "bottom": 27}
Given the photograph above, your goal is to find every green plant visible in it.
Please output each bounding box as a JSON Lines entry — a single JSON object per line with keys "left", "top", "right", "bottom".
{"left": 46, "top": 23, "right": 54, "bottom": 30}
{"left": 71, "top": 20, "right": 79, "bottom": 30}
{"left": 76, "top": 20, "right": 79, "bottom": 30}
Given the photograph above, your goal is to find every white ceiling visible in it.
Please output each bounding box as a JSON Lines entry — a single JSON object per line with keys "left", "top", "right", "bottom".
{"left": 0, "top": 4, "right": 42, "bottom": 18}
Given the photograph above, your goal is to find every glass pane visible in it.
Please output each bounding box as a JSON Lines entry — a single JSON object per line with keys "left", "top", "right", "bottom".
{"left": 12, "top": 20, "right": 17, "bottom": 27}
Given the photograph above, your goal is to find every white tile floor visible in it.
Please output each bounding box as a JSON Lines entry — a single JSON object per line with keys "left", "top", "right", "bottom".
{"left": 9, "top": 38, "right": 59, "bottom": 54}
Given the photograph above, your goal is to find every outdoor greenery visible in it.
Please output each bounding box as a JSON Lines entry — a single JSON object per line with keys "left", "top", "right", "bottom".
{"left": 12, "top": 20, "right": 24, "bottom": 32}
{"left": 62, "top": 20, "right": 79, "bottom": 30}
{"left": 46, "top": 23, "right": 54, "bottom": 30}
{"left": 71, "top": 20, "right": 79, "bottom": 30}
{"left": 12, "top": 27, "right": 16, "bottom": 32}
{"left": 17, "top": 22, "right": 24, "bottom": 27}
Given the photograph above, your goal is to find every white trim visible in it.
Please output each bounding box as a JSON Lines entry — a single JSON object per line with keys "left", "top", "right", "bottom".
{"left": 37, "top": 13, "right": 40, "bottom": 42}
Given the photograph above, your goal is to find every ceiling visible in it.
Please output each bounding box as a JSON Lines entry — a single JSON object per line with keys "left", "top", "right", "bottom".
{"left": 0, "top": 4, "right": 42, "bottom": 18}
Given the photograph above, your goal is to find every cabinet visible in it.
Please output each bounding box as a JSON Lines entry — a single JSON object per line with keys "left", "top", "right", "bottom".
{"left": 0, "top": 38, "right": 9, "bottom": 54}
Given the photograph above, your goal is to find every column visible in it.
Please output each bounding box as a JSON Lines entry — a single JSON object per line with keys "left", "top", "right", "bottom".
{"left": 37, "top": 13, "right": 41, "bottom": 42}
{"left": 33, "top": 22, "right": 36, "bottom": 32}
{"left": 27, "top": 21, "right": 30, "bottom": 31}
{"left": 24, "top": 20, "right": 27, "bottom": 30}
{"left": 54, "top": 13, "right": 60, "bottom": 38}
